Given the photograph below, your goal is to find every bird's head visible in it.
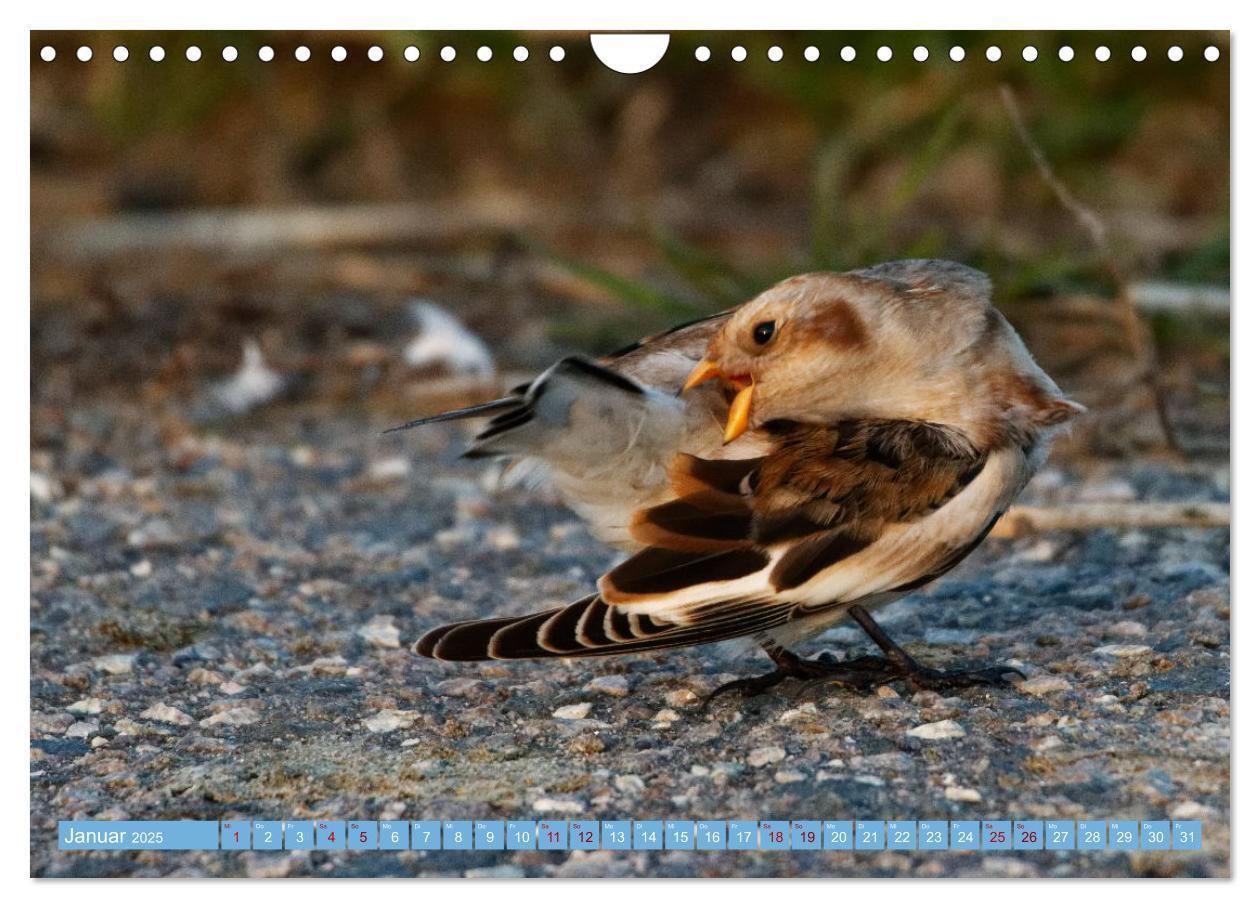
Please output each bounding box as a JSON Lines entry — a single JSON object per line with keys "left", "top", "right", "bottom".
{"left": 683, "top": 261, "right": 1084, "bottom": 446}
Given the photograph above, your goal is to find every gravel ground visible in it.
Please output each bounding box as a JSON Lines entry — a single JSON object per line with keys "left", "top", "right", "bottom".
{"left": 30, "top": 403, "right": 1230, "bottom": 878}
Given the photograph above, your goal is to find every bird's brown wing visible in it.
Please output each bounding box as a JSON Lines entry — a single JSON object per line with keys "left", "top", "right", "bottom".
{"left": 621, "top": 420, "right": 988, "bottom": 592}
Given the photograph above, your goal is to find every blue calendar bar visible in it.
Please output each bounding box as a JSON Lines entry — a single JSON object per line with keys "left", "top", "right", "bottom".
{"left": 58, "top": 821, "right": 220, "bottom": 850}
{"left": 54, "top": 818, "right": 1206, "bottom": 851}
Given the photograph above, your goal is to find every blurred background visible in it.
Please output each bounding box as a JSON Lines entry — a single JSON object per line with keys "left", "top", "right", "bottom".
{"left": 31, "top": 30, "right": 1229, "bottom": 463}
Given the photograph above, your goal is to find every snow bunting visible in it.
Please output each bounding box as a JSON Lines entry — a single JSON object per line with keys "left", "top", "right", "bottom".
{"left": 400, "top": 260, "right": 1083, "bottom": 702}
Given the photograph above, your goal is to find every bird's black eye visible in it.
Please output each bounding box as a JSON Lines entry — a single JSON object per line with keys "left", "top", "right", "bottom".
{"left": 752, "top": 320, "right": 776, "bottom": 345}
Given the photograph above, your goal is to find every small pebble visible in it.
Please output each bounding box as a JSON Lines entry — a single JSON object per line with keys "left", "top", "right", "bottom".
{"left": 139, "top": 703, "right": 194, "bottom": 726}
{"left": 1094, "top": 644, "right": 1153, "bottom": 658}
{"left": 614, "top": 774, "right": 646, "bottom": 794}
{"left": 357, "top": 615, "right": 402, "bottom": 649}
{"left": 93, "top": 653, "right": 136, "bottom": 675}
{"left": 200, "top": 706, "right": 261, "bottom": 728}
{"left": 585, "top": 675, "right": 631, "bottom": 697}
{"left": 367, "top": 457, "right": 410, "bottom": 481}
{"left": 1017, "top": 676, "right": 1072, "bottom": 696}
{"left": 435, "top": 678, "right": 484, "bottom": 698}
{"left": 532, "top": 796, "right": 586, "bottom": 813}
{"left": 945, "top": 785, "right": 982, "bottom": 803}
{"left": 1108, "top": 620, "right": 1148, "bottom": 637}
{"left": 748, "top": 745, "right": 786, "bottom": 767}
{"left": 907, "top": 719, "right": 966, "bottom": 740}
{"left": 67, "top": 697, "right": 106, "bottom": 715}
{"left": 553, "top": 703, "right": 593, "bottom": 720}
{"left": 364, "top": 709, "right": 418, "bottom": 733}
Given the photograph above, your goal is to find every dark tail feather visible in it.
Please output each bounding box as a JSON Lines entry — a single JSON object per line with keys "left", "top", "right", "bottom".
{"left": 414, "top": 606, "right": 570, "bottom": 661}
{"left": 383, "top": 397, "right": 520, "bottom": 435}
{"left": 414, "top": 592, "right": 791, "bottom": 663}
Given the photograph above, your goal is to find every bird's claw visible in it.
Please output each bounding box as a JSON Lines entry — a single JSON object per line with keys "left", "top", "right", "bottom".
{"left": 903, "top": 663, "right": 1026, "bottom": 692}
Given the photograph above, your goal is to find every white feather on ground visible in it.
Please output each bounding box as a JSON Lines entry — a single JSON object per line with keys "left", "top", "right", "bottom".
{"left": 404, "top": 301, "right": 495, "bottom": 378}
{"left": 211, "top": 339, "right": 286, "bottom": 415}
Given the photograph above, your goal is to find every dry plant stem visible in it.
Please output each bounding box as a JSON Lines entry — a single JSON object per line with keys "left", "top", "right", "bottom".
{"left": 990, "top": 502, "right": 1229, "bottom": 538}
{"left": 999, "top": 85, "right": 1182, "bottom": 455}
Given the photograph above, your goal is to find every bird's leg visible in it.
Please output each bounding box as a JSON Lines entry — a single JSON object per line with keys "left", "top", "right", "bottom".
{"left": 700, "top": 643, "right": 903, "bottom": 713}
{"left": 847, "top": 605, "right": 1025, "bottom": 691}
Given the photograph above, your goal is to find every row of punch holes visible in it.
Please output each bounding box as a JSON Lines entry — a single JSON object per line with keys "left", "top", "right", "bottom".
{"left": 38, "top": 42, "right": 1222, "bottom": 65}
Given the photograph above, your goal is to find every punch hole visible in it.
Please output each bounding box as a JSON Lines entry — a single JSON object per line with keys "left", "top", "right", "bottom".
{"left": 368, "top": 46, "right": 384, "bottom": 62}
{"left": 1168, "top": 46, "right": 1184, "bottom": 62}
{"left": 876, "top": 45, "right": 892, "bottom": 62}
{"left": 1204, "top": 46, "right": 1220, "bottom": 62}
{"left": 695, "top": 46, "right": 711, "bottom": 62}
{"left": 222, "top": 47, "right": 238, "bottom": 62}
{"left": 840, "top": 46, "right": 856, "bottom": 62}
{"left": 913, "top": 46, "right": 928, "bottom": 62}
{"left": 76, "top": 46, "right": 92, "bottom": 62}
{"left": 513, "top": 46, "right": 528, "bottom": 62}
{"left": 803, "top": 46, "right": 819, "bottom": 62}
{"left": 296, "top": 46, "right": 311, "bottom": 62}
{"left": 1131, "top": 46, "right": 1147, "bottom": 62}
{"left": 985, "top": 46, "right": 1001, "bottom": 62}
{"left": 949, "top": 46, "right": 965, "bottom": 62}
{"left": 549, "top": 46, "right": 565, "bottom": 62}
{"left": 477, "top": 46, "right": 492, "bottom": 62}
{"left": 767, "top": 46, "right": 783, "bottom": 62}
{"left": 590, "top": 33, "right": 669, "bottom": 73}
{"left": 440, "top": 46, "right": 456, "bottom": 62}
{"left": 1059, "top": 46, "right": 1074, "bottom": 62}
{"left": 404, "top": 46, "right": 420, "bottom": 62}
{"left": 150, "top": 46, "right": 165, "bottom": 62}
{"left": 258, "top": 46, "right": 274, "bottom": 62}
{"left": 331, "top": 46, "right": 347, "bottom": 62}
{"left": 40, "top": 46, "right": 56, "bottom": 62}
{"left": 113, "top": 46, "right": 129, "bottom": 63}
{"left": 731, "top": 45, "right": 747, "bottom": 62}
{"left": 1095, "top": 46, "right": 1111, "bottom": 61}
{"left": 1022, "top": 46, "right": 1037, "bottom": 62}
{"left": 186, "top": 46, "right": 202, "bottom": 62}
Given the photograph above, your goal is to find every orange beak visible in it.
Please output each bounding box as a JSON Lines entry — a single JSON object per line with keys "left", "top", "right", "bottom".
{"left": 682, "top": 359, "right": 755, "bottom": 444}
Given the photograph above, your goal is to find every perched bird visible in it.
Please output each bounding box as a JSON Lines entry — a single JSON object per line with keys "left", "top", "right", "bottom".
{"left": 397, "top": 260, "right": 1083, "bottom": 703}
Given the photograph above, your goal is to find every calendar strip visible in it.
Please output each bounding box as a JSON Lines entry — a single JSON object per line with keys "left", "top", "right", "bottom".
{"left": 57, "top": 819, "right": 1202, "bottom": 852}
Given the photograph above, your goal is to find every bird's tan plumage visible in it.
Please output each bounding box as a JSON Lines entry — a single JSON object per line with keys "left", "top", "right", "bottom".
{"left": 405, "top": 260, "right": 1082, "bottom": 667}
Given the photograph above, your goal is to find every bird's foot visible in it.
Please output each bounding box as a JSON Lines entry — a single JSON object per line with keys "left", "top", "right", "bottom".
{"left": 793, "top": 657, "right": 1024, "bottom": 701}
{"left": 700, "top": 651, "right": 899, "bottom": 713}
{"left": 700, "top": 643, "right": 1026, "bottom": 712}
{"left": 899, "top": 661, "right": 1025, "bottom": 692}
{"left": 699, "top": 669, "right": 792, "bottom": 713}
